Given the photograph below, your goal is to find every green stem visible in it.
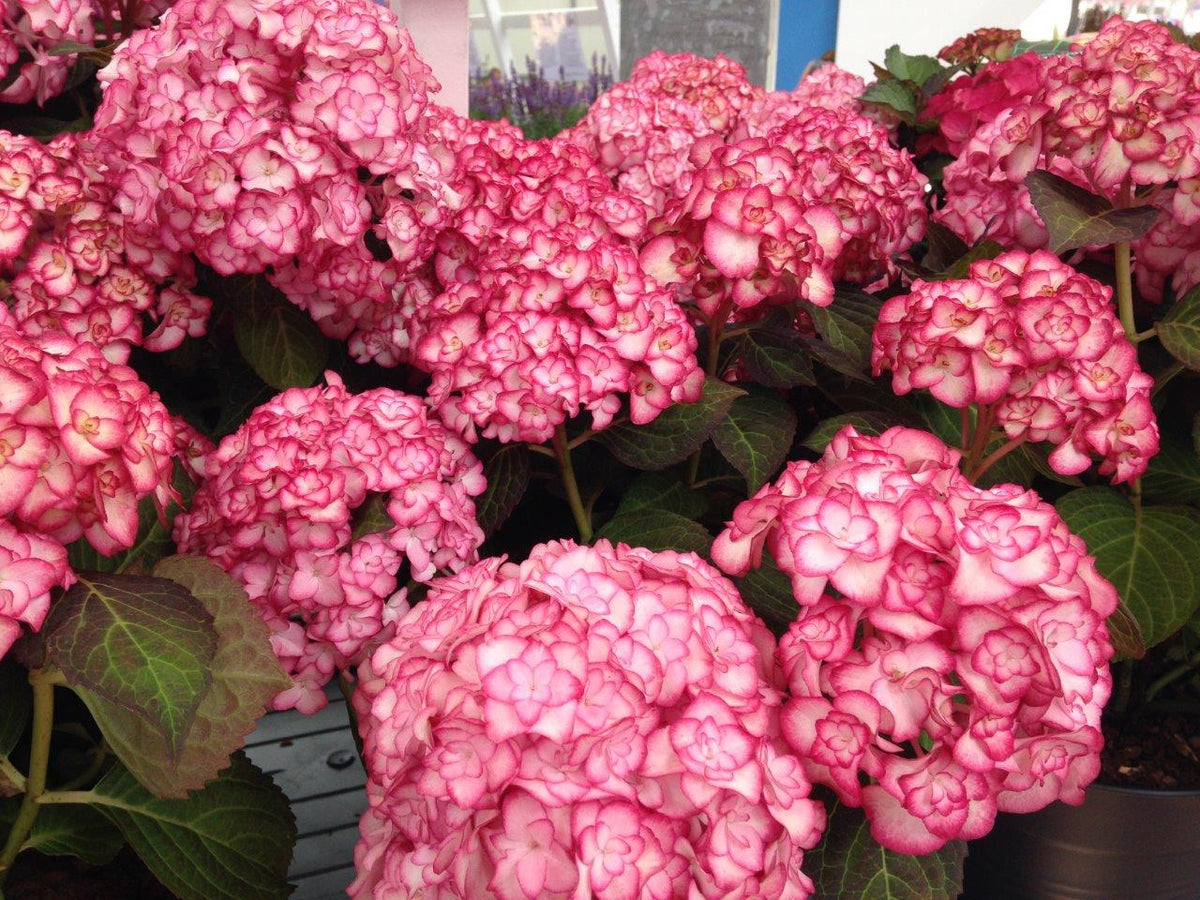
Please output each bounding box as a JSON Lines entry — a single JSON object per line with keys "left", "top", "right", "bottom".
{"left": 0, "top": 758, "right": 24, "bottom": 794}
{"left": 1144, "top": 649, "right": 1200, "bottom": 704}
{"left": 1134, "top": 326, "right": 1157, "bottom": 343}
{"left": 1115, "top": 241, "right": 1136, "bottom": 342}
{"left": 34, "top": 790, "right": 97, "bottom": 806}
{"left": 0, "top": 671, "right": 56, "bottom": 878}
{"left": 552, "top": 425, "right": 592, "bottom": 542}
{"left": 338, "top": 672, "right": 366, "bottom": 764}
{"left": 57, "top": 746, "right": 109, "bottom": 793}
{"left": 968, "top": 437, "right": 1027, "bottom": 483}
{"left": 687, "top": 309, "right": 728, "bottom": 487}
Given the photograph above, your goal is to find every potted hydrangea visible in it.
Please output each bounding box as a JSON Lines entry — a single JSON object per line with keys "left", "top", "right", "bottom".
{"left": 0, "top": 3, "right": 1196, "bottom": 899}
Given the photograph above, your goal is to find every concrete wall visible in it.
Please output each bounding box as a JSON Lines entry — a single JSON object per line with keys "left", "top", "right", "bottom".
{"left": 619, "top": 0, "right": 775, "bottom": 85}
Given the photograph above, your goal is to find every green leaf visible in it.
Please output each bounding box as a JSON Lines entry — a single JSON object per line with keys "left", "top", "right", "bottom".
{"left": 233, "top": 280, "right": 328, "bottom": 391}
{"left": 883, "top": 44, "right": 944, "bottom": 87}
{"left": 598, "top": 377, "right": 744, "bottom": 470}
{"left": 798, "top": 335, "right": 872, "bottom": 382}
{"left": 77, "top": 557, "right": 290, "bottom": 798}
{"left": 0, "top": 660, "right": 30, "bottom": 758}
{"left": 22, "top": 804, "right": 123, "bottom": 865}
{"left": 1057, "top": 487, "right": 1200, "bottom": 648}
{"left": 809, "top": 800, "right": 966, "bottom": 900}
{"left": 1021, "top": 443, "right": 1085, "bottom": 487}
{"left": 89, "top": 755, "right": 295, "bottom": 900}
{"left": 802, "top": 412, "right": 898, "bottom": 453}
{"left": 1024, "top": 170, "right": 1160, "bottom": 254}
{"left": 1157, "top": 284, "right": 1200, "bottom": 370}
{"left": 1141, "top": 437, "right": 1200, "bottom": 505}
{"left": 68, "top": 459, "right": 196, "bottom": 575}
{"left": 929, "top": 239, "right": 1006, "bottom": 281}
{"left": 809, "top": 289, "right": 883, "bottom": 376}
{"left": 615, "top": 472, "right": 707, "bottom": 520}
{"left": 596, "top": 508, "right": 712, "bottom": 555}
{"left": 734, "top": 552, "right": 798, "bottom": 634}
{"left": 737, "top": 326, "right": 816, "bottom": 389}
{"left": 476, "top": 445, "right": 531, "bottom": 537}
{"left": 42, "top": 573, "right": 217, "bottom": 762}
{"left": 921, "top": 222, "right": 970, "bottom": 273}
{"left": 1011, "top": 38, "right": 1074, "bottom": 57}
{"left": 712, "top": 393, "right": 797, "bottom": 493}
{"left": 46, "top": 39, "right": 98, "bottom": 56}
{"left": 1106, "top": 599, "right": 1148, "bottom": 661}
{"left": 860, "top": 80, "right": 918, "bottom": 123}
{"left": 348, "top": 493, "right": 395, "bottom": 542}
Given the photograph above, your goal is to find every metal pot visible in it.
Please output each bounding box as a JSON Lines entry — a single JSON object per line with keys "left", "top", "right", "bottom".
{"left": 959, "top": 783, "right": 1200, "bottom": 900}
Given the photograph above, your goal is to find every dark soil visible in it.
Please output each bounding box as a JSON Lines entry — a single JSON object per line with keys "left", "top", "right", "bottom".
{"left": 3, "top": 847, "right": 175, "bottom": 900}
{"left": 1100, "top": 711, "right": 1200, "bottom": 791}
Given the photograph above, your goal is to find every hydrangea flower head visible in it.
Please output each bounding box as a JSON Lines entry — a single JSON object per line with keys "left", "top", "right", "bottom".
{"left": 350, "top": 539, "right": 824, "bottom": 899}
{"left": 174, "top": 374, "right": 485, "bottom": 712}
{"left": 872, "top": 250, "right": 1159, "bottom": 482}
{"left": 712, "top": 425, "right": 1117, "bottom": 853}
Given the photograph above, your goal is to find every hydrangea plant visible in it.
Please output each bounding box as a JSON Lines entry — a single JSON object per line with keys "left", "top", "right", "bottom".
{"left": 0, "top": 6, "right": 1196, "bottom": 900}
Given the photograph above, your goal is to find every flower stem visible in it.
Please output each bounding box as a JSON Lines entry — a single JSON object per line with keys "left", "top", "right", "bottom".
{"left": 1115, "top": 240, "right": 1136, "bottom": 342}
{"left": 1144, "top": 649, "right": 1200, "bottom": 704}
{"left": 0, "top": 670, "right": 56, "bottom": 879}
{"left": 968, "top": 437, "right": 1027, "bottom": 483}
{"left": 687, "top": 311, "right": 727, "bottom": 487}
{"left": 552, "top": 424, "right": 592, "bottom": 542}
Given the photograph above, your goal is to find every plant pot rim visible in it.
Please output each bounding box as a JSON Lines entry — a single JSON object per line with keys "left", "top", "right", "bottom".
{"left": 1090, "top": 780, "right": 1200, "bottom": 798}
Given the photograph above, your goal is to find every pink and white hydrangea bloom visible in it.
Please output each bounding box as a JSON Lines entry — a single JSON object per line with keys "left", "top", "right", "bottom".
{"left": 174, "top": 373, "right": 485, "bottom": 713}
{"left": 872, "top": 250, "right": 1160, "bottom": 483}
{"left": 88, "top": 0, "right": 451, "bottom": 339}
{"left": 0, "top": 305, "right": 178, "bottom": 557}
{"left": 0, "top": 520, "right": 72, "bottom": 658}
{"left": 0, "top": 131, "right": 209, "bottom": 360}
{"left": 712, "top": 425, "right": 1118, "bottom": 853}
{"left": 349, "top": 539, "right": 825, "bottom": 899}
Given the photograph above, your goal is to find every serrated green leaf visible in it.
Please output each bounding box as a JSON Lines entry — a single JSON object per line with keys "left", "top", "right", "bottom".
{"left": 596, "top": 508, "right": 711, "bottom": 555}
{"left": 1025, "top": 170, "right": 1160, "bottom": 254}
{"left": 737, "top": 326, "right": 816, "bottom": 389}
{"left": 809, "top": 290, "right": 882, "bottom": 376}
{"left": 1011, "top": 38, "right": 1074, "bottom": 57}
{"left": 734, "top": 552, "right": 797, "bottom": 634}
{"left": 89, "top": 755, "right": 295, "bottom": 900}
{"left": 1157, "top": 285, "right": 1200, "bottom": 370}
{"left": 20, "top": 804, "right": 123, "bottom": 865}
{"left": 810, "top": 800, "right": 966, "bottom": 900}
{"left": 43, "top": 574, "right": 217, "bottom": 762}
{"left": 598, "top": 377, "right": 744, "bottom": 470}
{"left": 861, "top": 80, "right": 918, "bottom": 123}
{"left": 1142, "top": 437, "right": 1200, "bottom": 505}
{"left": 615, "top": 472, "right": 706, "bottom": 520}
{"left": 883, "top": 44, "right": 944, "bottom": 87}
{"left": 712, "top": 393, "right": 797, "bottom": 493}
{"left": 1057, "top": 487, "right": 1200, "bottom": 648}
{"left": 68, "top": 460, "right": 196, "bottom": 575}
{"left": 921, "top": 222, "right": 970, "bottom": 273}
{"left": 234, "top": 282, "right": 328, "bottom": 391}
{"left": 476, "top": 445, "right": 531, "bottom": 537}
{"left": 0, "top": 660, "right": 30, "bottom": 758}
{"left": 802, "top": 412, "right": 897, "bottom": 453}
{"left": 77, "top": 558, "right": 290, "bottom": 798}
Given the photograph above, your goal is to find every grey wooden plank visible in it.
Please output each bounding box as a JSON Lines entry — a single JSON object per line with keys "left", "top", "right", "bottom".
{"left": 292, "top": 823, "right": 360, "bottom": 879}
{"left": 293, "top": 786, "right": 369, "bottom": 838}
{"left": 250, "top": 729, "right": 365, "bottom": 802}
{"left": 245, "top": 695, "right": 350, "bottom": 747}
{"left": 291, "top": 865, "right": 355, "bottom": 900}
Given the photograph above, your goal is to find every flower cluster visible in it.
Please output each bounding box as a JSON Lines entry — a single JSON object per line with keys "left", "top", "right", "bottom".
{"left": 920, "top": 52, "right": 1046, "bottom": 157}
{"left": 0, "top": 306, "right": 178, "bottom": 555}
{"left": 712, "top": 425, "right": 1117, "bottom": 853}
{"left": 872, "top": 250, "right": 1159, "bottom": 482}
{"left": 0, "top": 131, "right": 210, "bottom": 360}
{"left": 0, "top": 520, "right": 71, "bottom": 659}
{"left": 1035, "top": 17, "right": 1200, "bottom": 196}
{"left": 568, "top": 52, "right": 755, "bottom": 214}
{"left": 89, "top": 0, "right": 447, "bottom": 329}
{"left": 1, "top": 0, "right": 93, "bottom": 105}
{"left": 938, "top": 27, "right": 1022, "bottom": 66}
{"left": 174, "top": 374, "right": 485, "bottom": 713}
{"left": 734, "top": 64, "right": 866, "bottom": 140}
{"left": 406, "top": 135, "right": 702, "bottom": 443}
{"left": 1133, "top": 193, "right": 1200, "bottom": 302}
{"left": 350, "top": 539, "right": 825, "bottom": 899}
{"left": 641, "top": 136, "right": 845, "bottom": 322}
{"left": 767, "top": 107, "right": 928, "bottom": 284}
